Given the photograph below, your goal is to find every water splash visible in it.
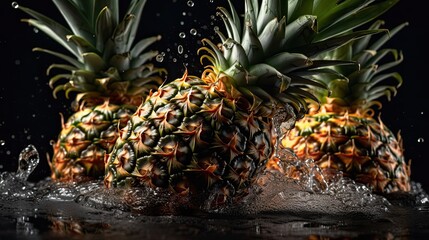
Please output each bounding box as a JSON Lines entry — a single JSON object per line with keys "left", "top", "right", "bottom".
{"left": 0, "top": 141, "right": 427, "bottom": 218}
{"left": 16, "top": 144, "right": 39, "bottom": 181}
{"left": 0, "top": 145, "right": 40, "bottom": 200}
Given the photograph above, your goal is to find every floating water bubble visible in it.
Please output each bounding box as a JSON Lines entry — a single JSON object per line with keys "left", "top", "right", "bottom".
{"left": 190, "top": 28, "right": 197, "bottom": 35}
{"left": 33, "top": 28, "right": 39, "bottom": 33}
{"left": 11, "top": 1, "right": 19, "bottom": 9}
{"left": 172, "top": 58, "right": 177, "bottom": 63}
{"left": 156, "top": 54, "right": 164, "bottom": 62}
{"left": 179, "top": 32, "right": 186, "bottom": 38}
{"left": 187, "top": 0, "right": 194, "bottom": 7}
{"left": 418, "top": 138, "right": 424, "bottom": 143}
{"left": 0, "top": 140, "right": 5, "bottom": 146}
{"left": 178, "top": 45, "right": 184, "bottom": 54}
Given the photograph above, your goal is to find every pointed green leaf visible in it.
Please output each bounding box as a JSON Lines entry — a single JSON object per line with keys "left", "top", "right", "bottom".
{"left": 82, "top": 52, "right": 106, "bottom": 72}
{"left": 33, "top": 47, "right": 83, "bottom": 68}
{"left": 96, "top": 6, "right": 115, "bottom": 53}
{"left": 131, "top": 35, "right": 162, "bottom": 58}
{"left": 125, "top": 0, "right": 147, "bottom": 50}
{"left": 295, "top": 29, "right": 385, "bottom": 57}
{"left": 316, "top": 0, "right": 399, "bottom": 41}
{"left": 52, "top": 0, "right": 93, "bottom": 43}
{"left": 21, "top": 18, "right": 79, "bottom": 59}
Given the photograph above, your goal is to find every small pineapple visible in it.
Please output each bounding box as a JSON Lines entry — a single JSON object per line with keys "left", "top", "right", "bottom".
{"left": 18, "top": 0, "right": 164, "bottom": 182}
{"left": 104, "top": 0, "right": 398, "bottom": 203}
{"left": 278, "top": 21, "right": 411, "bottom": 193}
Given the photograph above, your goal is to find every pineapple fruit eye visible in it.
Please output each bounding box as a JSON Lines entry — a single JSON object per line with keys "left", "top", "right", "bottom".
{"left": 117, "top": 143, "right": 136, "bottom": 172}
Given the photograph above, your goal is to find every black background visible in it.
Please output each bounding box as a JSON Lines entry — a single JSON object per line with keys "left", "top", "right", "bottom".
{"left": 1, "top": 0, "right": 427, "bottom": 191}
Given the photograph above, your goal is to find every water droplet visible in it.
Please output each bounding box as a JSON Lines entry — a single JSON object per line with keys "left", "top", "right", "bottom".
{"left": 179, "top": 32, "right": 186, "bottom": 38}
{"left": 11, "top": 2, "right": 19, "bottom": 9}
{"left": 178, "top": 45, "right": 184, "bottom": 54}
{"left": 184, "top": 54, "right": 188, "bottom": 58}
{"left": 182, "top": 12, "right": 187, "bottom": 16}
{"left": 214, "top": 26, "right": 220, "bottom": 32}
{"left": 418, "top": 138, "right": 424, "bottom": 143}
{"left": 33, "top": 28, "right": 39, "bottom": 33}
{"left": 180, "top": 21, "right": 185, "bottom": 26}
{"left": 190, "top": 28, "right": 197, "bottom": 35}
{"left": 187, "top": 0, "right": 194, "bottom": 7}
{"left": 421, "top": 111, "right": 424, "bottom": 115}
{"left": 156, "top": 54, "right": 164, "bottom": 62}
{"left": 210, "top": 0, "right": 214, "bottom": 3}
{"left": 173, "top": 58, "right": 177, "bottom": 63}
{"left": 0, "top": 140, "right": 5, "bottom": 146}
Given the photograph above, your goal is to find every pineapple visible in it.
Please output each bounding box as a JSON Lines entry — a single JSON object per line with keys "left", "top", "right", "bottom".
{"left": 279, "top": 20, "right": 411, "bottom": 194}
{"left": 18, "top": 0, "right": 164, "bottom": 182}
{"left": 104, "top": 0, "right": 399, "bottom": 203}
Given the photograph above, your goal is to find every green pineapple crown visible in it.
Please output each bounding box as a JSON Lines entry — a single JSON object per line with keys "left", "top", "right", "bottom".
{"left": 312, "top": 20, "right": 408, "bottom": 114}
{"left": 17, "top": 0, "right": 164, "bottom": 107}
{"left": 200, "top": 0, "right": 399, "bottom": 117}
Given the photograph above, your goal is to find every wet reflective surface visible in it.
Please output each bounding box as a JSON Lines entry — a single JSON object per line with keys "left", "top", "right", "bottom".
{"left": 1, "top": 187, "right": 428, "bottom": 239}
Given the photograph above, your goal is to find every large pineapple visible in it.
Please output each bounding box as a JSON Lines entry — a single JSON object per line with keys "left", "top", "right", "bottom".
{"left": 279, "top": 20, "right": 411, "bottom": 193}
{"left": 104, "top": 0, "right": 399, "bottom": 202}
{"left": 18, "top": 0, "right": 164, "bottom": 182}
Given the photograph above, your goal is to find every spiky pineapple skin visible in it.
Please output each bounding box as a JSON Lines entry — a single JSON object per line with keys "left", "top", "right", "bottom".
{"left": 104, "top": 73, "right": 275, "bottom": 198}
{"left": 50, "top": 101, "right": 136, "bottom": 181}
{"left": 281, "top": 109, "right": 411, "bottom": 193}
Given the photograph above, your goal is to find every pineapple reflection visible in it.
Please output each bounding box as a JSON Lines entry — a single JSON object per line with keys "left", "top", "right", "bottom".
{"left": 49, "top": 217, "right": 110, "bottom": 235}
